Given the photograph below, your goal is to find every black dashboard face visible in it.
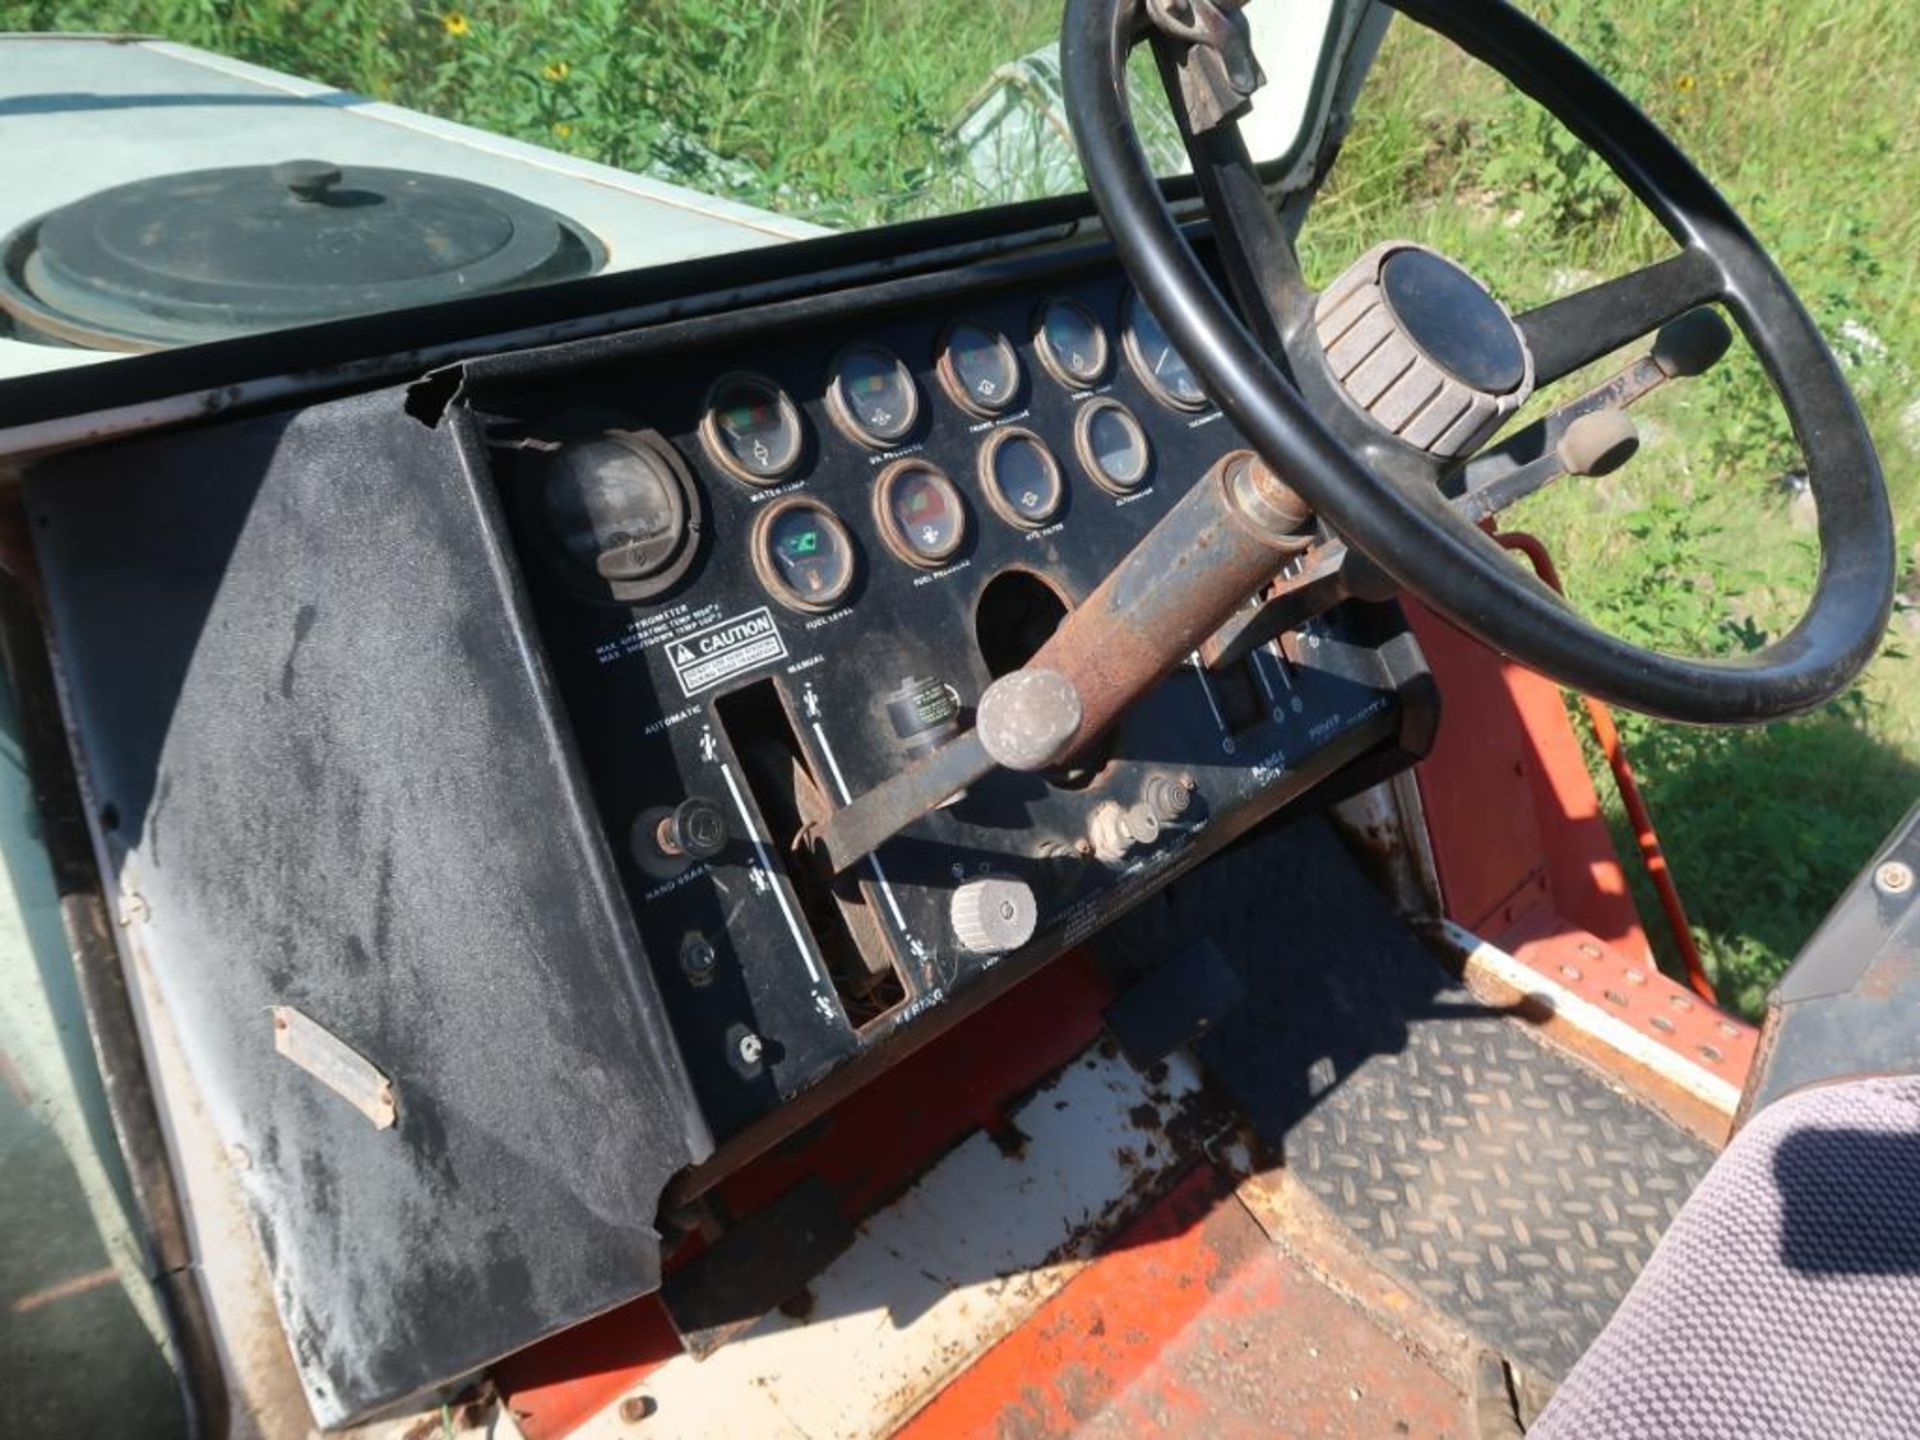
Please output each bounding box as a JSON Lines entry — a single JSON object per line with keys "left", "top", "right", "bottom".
{"left": 478, "top": 251, "right": 1431, "bottom": 1147}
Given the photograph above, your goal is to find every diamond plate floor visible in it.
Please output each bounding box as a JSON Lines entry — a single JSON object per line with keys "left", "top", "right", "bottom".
{"left": 1284, "top": 1005, "right": 1712, "bottom": 1378}
{"left": 1098, "top": 815, "right": 1716, "bottom": 1382}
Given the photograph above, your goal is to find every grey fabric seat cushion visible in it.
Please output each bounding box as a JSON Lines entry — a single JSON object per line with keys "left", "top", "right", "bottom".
{"left": 1531, "top": 1075, "right": 1920, "bottom": 1439}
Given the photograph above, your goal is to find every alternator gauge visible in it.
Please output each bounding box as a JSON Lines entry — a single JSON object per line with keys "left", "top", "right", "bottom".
{"left": 827, "top": 343, "right": 920, "bottom": 447}
{"left": 874, "top": 459, "right": 968, "bottom": 568}
{"left": 700, "top": 372, "right": 806, "bottom": 485}
{"left": 1034, "top": 297, "right": 1110, "bottom": 390}
{"left": 541, "top": 430, "right": 702, "bottom": 603}
{"left": 937, "top": 321, "right": 1023, "bottom": 418}
{"left": 979, "top": 428, "right": 1064, "bottom": 529}
{"left": 1121, "top": 290, "right": 1208, "bottom": 412}
{"left": 1073, "top": 398, "right": 1154, "bottom": 495}
{"left": 752, "top": 496, "right": 858, "bottom": 612}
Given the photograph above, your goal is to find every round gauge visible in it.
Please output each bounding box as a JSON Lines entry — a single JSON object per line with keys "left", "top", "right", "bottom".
{"left": 874, "top": 459, "right": 968, "bottom": 568}
{"left": 1034, "top": 297, "right": 1110, "bottom": 390}
{"left": 1121, "top": 290, "right": 1209, "bottom": 412}
{"left": 1073, "top": 399, "right": 1154, "bottom": 495}
{"left": 937, "top": 321, "right": 1023, "bottom": 417}
{"left": 827, "top": 343, "right": 920, "bottom": 447}
{"left": 700, "top": 372, "right": 806, "bottom": 485}
{"left": 541, "top": 432, "right": 701, "bottom": 601}
{"left": 979, "top": 428, "right": 1065, "bottom": 529}
{"left": 752, "top": 496, "right": 858, "bottom": 612}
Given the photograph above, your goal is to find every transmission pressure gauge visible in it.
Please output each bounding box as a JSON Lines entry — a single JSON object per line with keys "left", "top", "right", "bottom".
{"left": 1034, "top": 297, "right": 1110, "bottom": 390}
{"left": 937, "top": 321, "right": 1023, "bottom": 417}
{"left": 1121, "top": 289, "right": 1209, "bottom": 412}
{"left": 874, "top": 459, "right": 968, "bottom": 567}
{"left": 701, "top": 372, "right": 806, "bottom": 485}
{"left": 828, "top": 343, "right": 920, "bottom": 447}
{"left": 752, "top": 496, "right": 858, "bottom": 612}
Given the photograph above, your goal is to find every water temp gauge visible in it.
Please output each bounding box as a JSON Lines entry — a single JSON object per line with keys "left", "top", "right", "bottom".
{"left": 874, "top": 459, "right": 968, "bottom": 567}
{"left": 752, "top": 496, "right": 858, "bottom": 611}
{"left": 1035, "top": 297, "right": 1110, "bottom": 390}
{"left": 979, "top": 428, "right": 1065, "bottom": 529}
{"left": 1122, "top": 290, "right": 1208, "bottom": 412}
{"left": 1074, "top": 398, "right": 1153, "bottom": 494}
{"left": 701, "top": 372, "right": 806, "bottom": 485}
{"left": 827, "top": 343, "right": 920, "bottom": 447}
{"left": 937, "top": 321, "right": 1023, "bottom": 417}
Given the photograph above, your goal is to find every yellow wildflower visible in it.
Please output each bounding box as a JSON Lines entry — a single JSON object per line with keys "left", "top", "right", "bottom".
{"left": 442, "top": 11, "right": 470, "bottom": 37}
{"left": 552, "top": 122, "right": 573, "bottom": 140}
{"left": 1676, "top": 73, "right": 1696, "bottom": 91}
{"left": 543, "top": 60, "right": 570, "bottom": 82}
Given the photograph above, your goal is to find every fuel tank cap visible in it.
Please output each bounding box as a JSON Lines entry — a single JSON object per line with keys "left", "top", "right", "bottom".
{"left": 0, "top": 159, "right": 603, "bottom": 351}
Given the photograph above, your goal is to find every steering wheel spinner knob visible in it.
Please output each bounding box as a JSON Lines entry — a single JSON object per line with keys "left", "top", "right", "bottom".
{"left": 1314, "top": 242, "right": 1535, "bottom": 458}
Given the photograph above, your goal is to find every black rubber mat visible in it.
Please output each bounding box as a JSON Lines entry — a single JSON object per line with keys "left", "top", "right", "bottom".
{"left": 1097, "top": 814, "right": 1714, "bottom": 1380}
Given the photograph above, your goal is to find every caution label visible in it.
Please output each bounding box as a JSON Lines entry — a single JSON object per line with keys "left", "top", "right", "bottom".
{"left": 665, "top": 607, "right": 788, "bottom": 696}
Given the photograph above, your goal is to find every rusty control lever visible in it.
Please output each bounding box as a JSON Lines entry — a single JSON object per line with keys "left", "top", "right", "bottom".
{"left": 806, "top": 451, "right": 1314, "bottom": 875}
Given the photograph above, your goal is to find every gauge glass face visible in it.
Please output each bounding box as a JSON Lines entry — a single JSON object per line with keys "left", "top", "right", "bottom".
{"left": 707, "top": 375, "right": 802, "bottom": 481}
{"left": 942, "top": 322, "right": 1021, "bottom": 414}
{"left": 1080, "top": 402, "right": 1152, "bottom": 493}
{"left": 832, "top": 344, "right": 918, "bottom": 444}
{"left": 984, "top": 432, "right": 1063, "bottom": 527}
{"left": 544, "top": 439, "right": 687, "bottom": 580}
{"left": 1123, "top": 293, "right": 1208, "bottom": 410}
{"left": 759, "top": 501, "right": 855, "bottom": 609}
{"left": 1037, "top": 298, "right": 1109, "bottom": 388}
{"left": 878, "top": 462, "right": 966, "bottom": 565}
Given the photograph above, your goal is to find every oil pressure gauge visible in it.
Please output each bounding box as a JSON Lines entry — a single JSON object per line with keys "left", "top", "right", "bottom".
{"left": 874, "top": 459, "right": 968, "bottom": 567}
{"left": 828, "top": 343, "right": 920, "bottom": 447}
{"left": 753, "top": 496, "right": 858, "bottom": 612}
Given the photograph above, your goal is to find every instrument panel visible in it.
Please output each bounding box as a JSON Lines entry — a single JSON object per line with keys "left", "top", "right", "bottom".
{"left": 478, "top": 254, "right": 1432, "bottom": 1146}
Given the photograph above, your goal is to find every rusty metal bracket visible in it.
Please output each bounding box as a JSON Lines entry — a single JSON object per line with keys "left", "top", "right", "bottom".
{"left": 1145, "top": 0, "right": 1265, "bottom": 133}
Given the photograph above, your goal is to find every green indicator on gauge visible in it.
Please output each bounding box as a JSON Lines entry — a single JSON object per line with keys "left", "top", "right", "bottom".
{"left": 752, "top": 496, "right": 858, "bottom": 612}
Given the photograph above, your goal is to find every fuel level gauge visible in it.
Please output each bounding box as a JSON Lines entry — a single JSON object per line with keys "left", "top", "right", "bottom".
{"left": 752, "top": 496, "right": 859, "bottom": 612}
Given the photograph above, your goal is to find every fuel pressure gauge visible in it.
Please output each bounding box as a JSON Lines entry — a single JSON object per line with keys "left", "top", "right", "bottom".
{"left": 752, "top": 496, "right": 858, "bottom": 612}
{"left": 874, "top": 458, "right": 968, "bottom": 567}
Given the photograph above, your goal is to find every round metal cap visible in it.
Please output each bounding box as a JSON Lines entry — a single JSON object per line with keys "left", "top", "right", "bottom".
{"left": 950, "top": 875, "right": 1039, "bottom": 956}
{"left": 0, "top": 160, "right": 603, "bottom": 351}
{"left": 976, "top": 668, "right": 1083, "bottom": 772}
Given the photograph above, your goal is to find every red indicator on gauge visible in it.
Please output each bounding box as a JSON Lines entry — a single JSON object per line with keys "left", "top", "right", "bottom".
{"left": 874, "top": 459, "right": 968, "bottom": 567}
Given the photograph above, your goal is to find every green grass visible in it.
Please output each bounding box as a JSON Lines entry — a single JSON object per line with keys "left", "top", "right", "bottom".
{"left": 4, "top": 0, "right": 1915, "bottom": 1013}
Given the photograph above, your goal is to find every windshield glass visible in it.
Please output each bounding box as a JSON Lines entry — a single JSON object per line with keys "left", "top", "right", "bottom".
{"left": 0, "top": 0, "right": 1339, "bottom": 383}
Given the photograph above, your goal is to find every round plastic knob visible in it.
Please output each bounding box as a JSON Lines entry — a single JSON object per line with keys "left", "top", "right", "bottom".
{"left": 949, "top": 875, "right": 1039, "bottom": 956}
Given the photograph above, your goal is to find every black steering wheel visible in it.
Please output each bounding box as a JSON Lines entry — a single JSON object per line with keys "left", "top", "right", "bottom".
{"left": 1061, "top": 0, "right": 1895, "bottom": 724}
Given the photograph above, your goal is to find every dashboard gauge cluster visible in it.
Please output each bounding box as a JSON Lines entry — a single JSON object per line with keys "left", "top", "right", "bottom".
{"left": 484, "top": 256, "right": 1431, "bottom": 1145}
